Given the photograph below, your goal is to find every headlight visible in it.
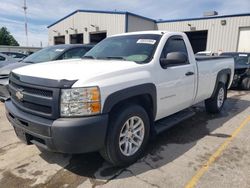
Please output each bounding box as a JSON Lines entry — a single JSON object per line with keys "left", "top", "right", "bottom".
{"left": 60, "top": 87, "right": 101, "bottom": 117}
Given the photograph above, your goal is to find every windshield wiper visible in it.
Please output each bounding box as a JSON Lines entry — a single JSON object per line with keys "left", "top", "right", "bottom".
{"left": 23, "top": 61, "right": 34, "bottom": 64}
{"left": 101, "top": 56, "right": 126, "bottom": 60}
{"left": 82, "top": 55, "right": 96, "bottom": 59}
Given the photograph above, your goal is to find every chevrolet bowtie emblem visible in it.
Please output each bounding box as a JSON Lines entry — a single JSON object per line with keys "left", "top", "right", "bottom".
{"left": 16, "top": 89, "right": 24, "bottom": 101}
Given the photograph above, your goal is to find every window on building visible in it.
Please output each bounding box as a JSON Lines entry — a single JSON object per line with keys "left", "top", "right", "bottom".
{"left": 70, "top": 34, "right": 83, "bottom": 44}
{"left": 54, "top": 36, "right": 65, "bottom": 45}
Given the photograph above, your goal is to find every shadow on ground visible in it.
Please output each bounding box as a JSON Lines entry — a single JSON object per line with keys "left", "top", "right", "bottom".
{"left": 39, "top": 92, "right": 250, "bottom": 184}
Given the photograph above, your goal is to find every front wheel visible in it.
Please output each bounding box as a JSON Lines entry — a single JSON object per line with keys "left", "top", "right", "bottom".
{"left": 100, "top": 104, "right": 150, "bottom": 166}
{"left": 205, "top": 82, "right": 226, "bottom": 114}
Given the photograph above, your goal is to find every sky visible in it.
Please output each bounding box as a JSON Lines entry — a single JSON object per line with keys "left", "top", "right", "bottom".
{"left": 0, "top": 0, "right": 249, "bottom": 47}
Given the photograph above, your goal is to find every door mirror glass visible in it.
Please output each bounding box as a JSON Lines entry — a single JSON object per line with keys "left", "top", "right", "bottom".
{"left": 160, "top": 52, "right": 188, "bottom": 68}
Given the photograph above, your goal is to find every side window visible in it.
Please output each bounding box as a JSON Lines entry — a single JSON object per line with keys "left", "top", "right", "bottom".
{"left": 0, "top": 55, "right": 6, "bottom": 61}
{"left": 61, "top": 48, "right": 87, "bottom": 60}
{"left": 161, "top": 36, "right": 189, "bottom": 64}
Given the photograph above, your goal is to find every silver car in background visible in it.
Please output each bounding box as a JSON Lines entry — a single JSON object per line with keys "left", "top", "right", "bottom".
{"left": 0, "top": 44, "right": 94, "bottom": 101}
{"left": 0, "top": 52, "right": 17, "bottom": 68}
{"left": 1, "top": 52, "right": 28, "bottom": 62}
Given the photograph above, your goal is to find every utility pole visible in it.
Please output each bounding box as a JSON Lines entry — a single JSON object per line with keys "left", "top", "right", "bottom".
{"left": 23, "top": 0, "right": 28, "bottom": 46}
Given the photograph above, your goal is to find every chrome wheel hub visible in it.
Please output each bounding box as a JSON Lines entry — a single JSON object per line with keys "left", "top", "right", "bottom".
{"left": 217, "top": 88, "right": 225, "bottom": 108}
{"left": 119, "top": 116, "right": 145, "bottom": 156}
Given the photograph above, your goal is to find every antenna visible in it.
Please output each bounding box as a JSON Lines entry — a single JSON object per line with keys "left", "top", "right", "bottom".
{"left": 23, "top": 0, "right": 28, "bottom": 46}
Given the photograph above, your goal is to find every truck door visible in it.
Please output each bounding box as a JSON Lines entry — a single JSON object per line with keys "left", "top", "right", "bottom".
{"left": 156, "top": 36, "right": 196, "bottom": 119}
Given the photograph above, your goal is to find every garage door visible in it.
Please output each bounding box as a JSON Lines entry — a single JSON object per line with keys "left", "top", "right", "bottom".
{"left": 90, "top": 32, "right": 106, "bottom": 44}
{"left": 185, "top": 30, "right": 208, "bottom": 54}
{"left": 238, "top": 27, "right": 250, "bottom": 52}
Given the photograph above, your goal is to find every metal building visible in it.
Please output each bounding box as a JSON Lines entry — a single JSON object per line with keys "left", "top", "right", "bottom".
{"left": 48, "top": 10, "right": 250, "bottom": 53}
{"left": 157, "top": 14, "right": 250, "bottom": 53}
{"left": 47, "top": 10, "right": 155, "bottom": 45}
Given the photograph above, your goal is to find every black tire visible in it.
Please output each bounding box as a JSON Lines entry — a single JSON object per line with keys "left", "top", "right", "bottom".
{"left": 241, "top": 77, "right": 250, "bottom": 90}
{"left": 100, "top": 104, "right": 150, "bottom": 166}
{"left": 205, "top": 82, "right": 226, "bottom": 114}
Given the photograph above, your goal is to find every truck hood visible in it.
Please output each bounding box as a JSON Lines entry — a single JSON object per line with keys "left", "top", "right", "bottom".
{"left": 12, "top": 59, "right": 144, "bottom": 83}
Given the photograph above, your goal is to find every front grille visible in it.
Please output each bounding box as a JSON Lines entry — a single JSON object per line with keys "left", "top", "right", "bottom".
{"left": 12, "top": 95, "right": 52, "bottom": 114}
{"left": 8, "top": 75, "right": 60, "bottom": 119}
{"left": 10, "top": 81, "right": 53, "bottom": 97}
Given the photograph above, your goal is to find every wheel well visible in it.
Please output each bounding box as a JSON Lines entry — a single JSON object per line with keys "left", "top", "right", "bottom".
{"left": 218, "top": 73, "right": 230, "bottom": 89}
{"left": 110, "top": 94, "right": 154, "bottom": 119}
{"left": 225, "top": 74, "right": 230, "bottom": 89}
{"left": 109, "top": 94, "right": 155, "bottom": 133}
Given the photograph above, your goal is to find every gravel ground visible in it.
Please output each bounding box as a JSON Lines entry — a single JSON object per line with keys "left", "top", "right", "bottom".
{"left": 0, "top": 90, "right": 250, "bottom": 188}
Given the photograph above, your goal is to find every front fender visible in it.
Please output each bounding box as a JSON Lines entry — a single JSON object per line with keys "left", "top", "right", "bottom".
{"left": 102, "top": 83, "right": 157, "bottom": 118}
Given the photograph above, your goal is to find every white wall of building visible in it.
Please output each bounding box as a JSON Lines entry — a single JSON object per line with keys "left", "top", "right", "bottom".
{"left": 127, "top": 15, "right": 155, "bottom": 32}
{"left": 157, "top": 16, "right": 250, "bottom": 53}
{"left": 48, "top": 12, "right": 125, "bottom": 45}
{"left": 48, "top": 11, "right": 250, "bottom": 53}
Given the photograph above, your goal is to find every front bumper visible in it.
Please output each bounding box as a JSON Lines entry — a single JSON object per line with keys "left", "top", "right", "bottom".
{"left": 231, "top": 68, "right": 250, "bottom": 88}
{"left": 5, "top": 100, "right": 109, "bottom": 153}
{"left": 0, "top": 78, "right": 9, "bottom": 102}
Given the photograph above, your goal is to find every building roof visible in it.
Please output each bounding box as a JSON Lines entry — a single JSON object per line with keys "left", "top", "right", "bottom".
{"left": 111, "top": 30, "right": 168, "bottom": 37}
{"left": 156, "top": 13, "right": 250, "bottom": 23}
{"left": 47, "top": 9, "right": 156, "bottom": 28}
{"left": 47, "top": 10, "right": 250, "bottom": 28}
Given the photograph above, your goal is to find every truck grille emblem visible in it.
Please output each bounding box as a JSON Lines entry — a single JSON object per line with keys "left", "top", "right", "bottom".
{"left": 16, "top": 89, "right": 24, "bottom": 101}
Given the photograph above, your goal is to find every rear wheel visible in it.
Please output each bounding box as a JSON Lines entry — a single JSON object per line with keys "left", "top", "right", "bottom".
{"left": 205, "top": 82, "right": 226, "bottom": 114}
{"left": 241, "top": 77, "right": 250, "bottom": 90}
{"left": 100, "top": 104, "right": 150, "bottom": 166}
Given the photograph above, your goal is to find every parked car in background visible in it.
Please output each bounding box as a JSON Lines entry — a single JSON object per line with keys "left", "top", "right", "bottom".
{"left": 1, "top": 52, "right": 28, "bottom": 61}
{"left": 220, "top": 52, "right": 250, "bottom": 90}
{"left": 0, "top": 52, "right": 17, "bottom": 68}
{"left": 0, "top": 44, "right": 94, "bottom": 101}
{"left": 5, "top": 31, "right": 234, "bottom": 166}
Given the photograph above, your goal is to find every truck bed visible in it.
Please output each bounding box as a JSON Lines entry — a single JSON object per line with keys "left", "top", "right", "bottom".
{"left": 195, "top": 56, "right": 232, "bottom": 61}
{"left": 194, "top": 56, "right": 234, "bottom": 104}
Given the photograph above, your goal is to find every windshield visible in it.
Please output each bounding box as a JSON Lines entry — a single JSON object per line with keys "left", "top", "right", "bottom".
{"left": 221, "top": 53, "right": 250, "bottom": 66}
{"left": 234, "top": 55, "right": 250, "bottom": 65}
{"left": 23, "top": 46, "right": 66, "bottom": 63}
{"left": 84, "top": 34, "right": 161, "bottom": 63}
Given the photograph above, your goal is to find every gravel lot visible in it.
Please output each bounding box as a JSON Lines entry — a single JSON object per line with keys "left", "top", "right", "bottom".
{"left": 0, "top": 90, "right": 250, "bottom": 188}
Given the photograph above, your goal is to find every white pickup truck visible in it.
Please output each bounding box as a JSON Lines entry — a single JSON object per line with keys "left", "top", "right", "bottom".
{"left": 5, "top": 31, "right": 234, "bottom": 166}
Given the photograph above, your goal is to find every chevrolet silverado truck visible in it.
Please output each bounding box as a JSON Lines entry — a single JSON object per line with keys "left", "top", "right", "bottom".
{"left": 5, "top": 31, "right": 234, "bottom": 166}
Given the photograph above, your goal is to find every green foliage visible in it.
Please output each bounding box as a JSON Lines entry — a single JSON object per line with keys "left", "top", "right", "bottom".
{"left": 0, "top": 27, "right": 19, "bottom": 46}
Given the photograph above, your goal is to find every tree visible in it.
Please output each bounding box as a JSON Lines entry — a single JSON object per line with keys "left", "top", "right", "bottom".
{"left": 0, "top": 27, "right": 19, "bottom": 46}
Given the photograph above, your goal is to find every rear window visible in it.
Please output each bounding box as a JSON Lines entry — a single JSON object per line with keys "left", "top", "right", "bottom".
{"left": 221, "top": 53, "right": 250, "bottom": 65}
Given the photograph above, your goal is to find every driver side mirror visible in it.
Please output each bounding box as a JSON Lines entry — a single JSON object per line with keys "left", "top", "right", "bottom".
{"left": 160, "top": 52, "right": 188, "bottom": 68}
